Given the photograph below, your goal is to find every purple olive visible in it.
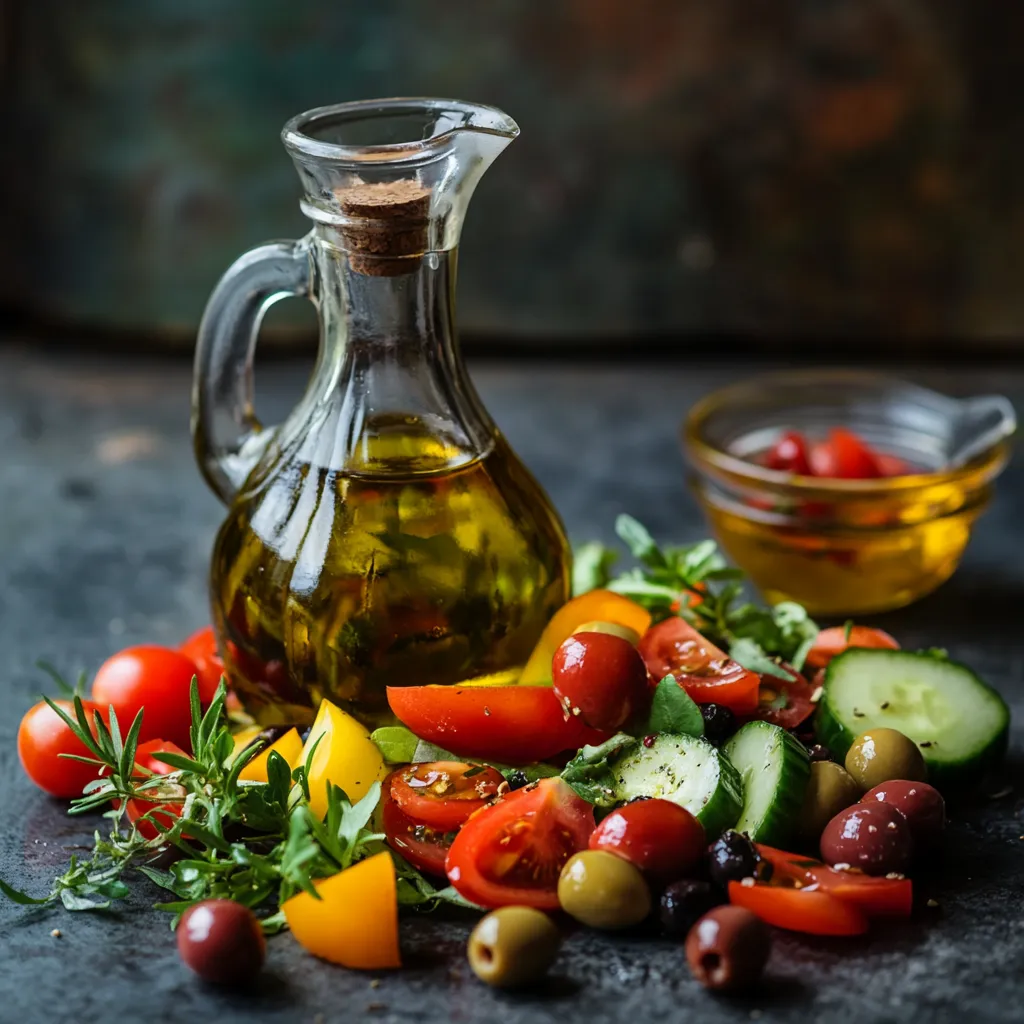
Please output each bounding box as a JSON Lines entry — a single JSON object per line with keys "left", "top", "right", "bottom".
{"left": 178, "top": 899, "right": 266, "bottom": 986}
{"left": 820, "top": 802, "right": 913, "bottom": 876}
{"left": 861, "top": 780, "right": 945, "bottom": 849}
{"left": 685, "top": 906, "right": 771, "bottom": 992}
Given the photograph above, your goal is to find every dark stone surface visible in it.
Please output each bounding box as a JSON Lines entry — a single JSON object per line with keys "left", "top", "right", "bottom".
{"left": 1, "top": 344, "right": 1022, "bottom": 1023}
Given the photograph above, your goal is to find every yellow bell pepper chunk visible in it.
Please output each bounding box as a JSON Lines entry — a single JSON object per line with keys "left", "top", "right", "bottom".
{"left": 300, "top": 699, "right": 389, "bottom": 820}
{"left": 519, "top": 590, "right": 652, "bottom": 685}
{"left": 237, "top": 727, "right": 304, "bottom": 784}
{"left": 283, "top": 850, "right": 400, "bottom": 969}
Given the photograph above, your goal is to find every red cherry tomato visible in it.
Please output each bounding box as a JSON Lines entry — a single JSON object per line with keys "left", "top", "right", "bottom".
{"left": 756, "top": 844, "right": 912, "bottom": 917}
{"left": 749, "top": 668, "right": 817, "bottom": 730}
{"left": 552, "top": 632, "right": 649, "bottom": 731}
{"left": 390, "top": 761, "right": 504, "bottom": 832}
{"left": 386, "top": 685, "right": 608, "bottom": 764}
{"left": 764, "top": 431, "right": 812, "bottom": 475}
{"left": 179, "top": 627, "right": 227, "bottom": 705}
{"left": 809, "top": 428, "right": 882, "bottom": 479}
{"left": 17, "top": 699, "right": 109, "bottom": 799}
{"left": 446, "top": 778, "right": 594, "bottom": 909}
{"left": 637, "top": 619, "right": 760, "bottom": 715}
{"left": 589, "top": 798, "right": 705, "bottom": 884}
{"left": 125, "top": 739, "right": 189, "bottom": 840}
{"left": 381, "top": 787, "right": 453, "bottom": 876}
{"left": 805, "top": 626, "right": 900, "bottom": 671}
{"left": 91, "top": 646, "right": 199, "bottom": 751}
{"left": 875, "top": 453, "right": 911, "bottom": 477}
{"left": 728, "top": 879, "right": 869, "bottom": 935}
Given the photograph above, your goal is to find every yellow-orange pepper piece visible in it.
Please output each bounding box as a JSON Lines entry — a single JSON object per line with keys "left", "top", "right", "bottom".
{"left": 282, "top": 851, "right": 401, "bottom": 969}
{"left": 237, "top": 727, "right": 304, "bottom": 784}
{"left": 300, "top": 699, "right": 389, "bottom": 820}
{"left": 519, "top": 590, "right": 652, "bottom": 685}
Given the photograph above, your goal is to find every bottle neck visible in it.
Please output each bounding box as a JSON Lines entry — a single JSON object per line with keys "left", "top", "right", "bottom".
{"left": 294, "top": 232, "right": 494, "bottom": 477}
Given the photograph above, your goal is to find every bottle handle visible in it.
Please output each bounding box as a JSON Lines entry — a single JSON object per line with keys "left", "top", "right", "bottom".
{"left": 191, "top": 235, "right": 313, "bottom": 505}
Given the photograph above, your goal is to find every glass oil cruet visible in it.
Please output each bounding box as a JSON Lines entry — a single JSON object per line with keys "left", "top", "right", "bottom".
{"left": 191, "top": 99, "right": 570, "bottom": 728}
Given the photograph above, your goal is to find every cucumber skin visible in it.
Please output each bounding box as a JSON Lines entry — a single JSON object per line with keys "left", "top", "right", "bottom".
{"left": 723, "top": 723, "right": 810, "bottom": 847}
{"left": 816, "top": 649, "right": 1010, "bottom": 791}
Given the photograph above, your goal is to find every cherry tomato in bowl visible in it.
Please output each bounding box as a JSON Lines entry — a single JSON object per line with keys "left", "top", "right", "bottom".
{"left": 17, "top": 699, "right": 108, "bottom": 799}
{"left": 446, "top": 778, "right": 594, "bottom": 909}
{"left": 552, "top": 631, "right": 649, "bottom": 731}
{"left": 91, "top": 645, "right": 199, "bottom": 751}
{"left": 764, "top": 431, "right": 812, "bottom": 475}
{"left": 810, "top": 428, "right": 883, "bottom": 479}
{"left": 637, "top": 619, "right": 760, "bottom": 715}
{"left": 390, "top": 761, "right": 504, "bottom": 832}
{"left": 589, "top": 798, "right": 704, "bottom": 884}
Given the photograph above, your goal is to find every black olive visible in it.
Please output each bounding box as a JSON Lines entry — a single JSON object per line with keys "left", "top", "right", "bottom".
{"left": 659, "top": 879, "right": 720, "bottom": 938}
{"left": 506, "top": 770, "right": 529, "bottom": 790}
{"left": 707, "top": 831, "right": 760, "bottom": 888}
{"left": 699, "top": 704, "right": 737, "bottom": 746}
{"left": 256, "top": 725, "right": 292, "bottom": 746}
{"left": 807, "top": 743, "right": 833, "bottom": 763}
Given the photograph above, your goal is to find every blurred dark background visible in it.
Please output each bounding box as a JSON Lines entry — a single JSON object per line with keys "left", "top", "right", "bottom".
{"left": 2, "top": 0, "right": 1022, "bottom": 353}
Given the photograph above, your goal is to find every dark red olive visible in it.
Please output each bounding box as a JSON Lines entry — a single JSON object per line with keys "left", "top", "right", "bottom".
{"left": 685, "top": 905, "right": 771, "bottom": 992}
{"left": 861, "top": 780, "right": 945, "bottom": 850}
{"left": 551, "top": 632, "right": 649, "bottom": 731}
{"left": 177, "top": 899, "right": 266, "bottom": 985}
{"left": 659, "top": 879, "right": 720, "bottom": 938}
{"left": 820, "top": 802, "right": 913, "bottom": 876}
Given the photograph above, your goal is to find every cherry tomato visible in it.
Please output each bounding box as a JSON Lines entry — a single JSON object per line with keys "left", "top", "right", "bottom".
{"left": 756, "top": 844, "right": 912, "bottom": 917}
{"left": 637, "top": 619, "right": 760, "bottom": 715}
{"left": 876, "top": 453, "right": 911, "bottom": 477}
{"left": 17, "top": 699, "right": 108, "bottom": 799}
{"left": 91, "top": 645, "right": 199, "bottom": 751}
{"left": 728, "top": 879, "right": 868, "bottom": 935}
{"left": 764, "top": 431, "right": 812, "bottom": 475}
{"left": 809, "top": 428, "right": 882, "bottom": 479}
{"left": 382, "top": 787, "right": 452, "bottom": 876}
{"left": 390, "top": 761, "right": 504, "bottom": 832}
{"left": 179, "top": 627, "right": 227, "bottom": 705}
{"left": 805, "top": 626, "right": 900, "bottom": 671}
{"left": 125, "top": 738, "right": 188, "bottom": 840}
{"left": 386, "top": 685, "right": 608, "bottom": 764}
{"left": 552, "top": 631, "right": 649, "bottom": 731}
{"left": 446, "top": 778, "right": 594, "bottom": 909}
{"left": 589, "top": 798, "right": 705, "bottom": 884}
{"left": 749, "top": 668, "right": 817, "bottom": 730}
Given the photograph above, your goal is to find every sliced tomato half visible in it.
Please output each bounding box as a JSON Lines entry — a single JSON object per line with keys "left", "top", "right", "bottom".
{"left": 805, "top": 626, "right": 900, "bottom": 671}
{"left": 749, "top": 668, "right": 817, "bottom": 730}
{"left": 809, "top": 428, "right": 882, "bottom": 480}
{"left": 446, "top": 777, "right": 594, "bottom": 909}
{"left": 637, "top": 618, "right": 760, "bottom": 714}
{"left": 729, "top": 879, "right": 869, "bottom": 935}
{"left": 381, "top": 786, "right": 452, "bottom": 877}
{"left": 390, "top": 761, "right": 504, "bottom": 832}
{"left": 386, "top": 685, "right": 608, "bottom": 763}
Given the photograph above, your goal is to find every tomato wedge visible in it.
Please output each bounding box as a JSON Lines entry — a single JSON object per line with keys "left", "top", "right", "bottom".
{"left": 757, "top": 845, "right": 912, "bottom": 917}
{"left": 749, "top": 668, "right": 817, "bottom": 730}
{"left": 728, "top": 879, "right": 869, "bottom": 935}
{"left": 386, "top": 685, "right": 608, "bottom": 763}
{"left": 446, "top": 778, "right": 594, "bottom": 909}
{"left": 809, "top": 428, "right": 883, "bottom": 479}
{"left": 805, "top": 626, "right": 900, "bottom": 671}
{"left": 390, "top": 761, "right": 504, "bottom": 832}
{"left": 637, "top": 619, "right": 760, "bottom": 714}
{"left": 381, "top": 786, "right": 452, "bottom": 876}
{"left": 764, "top": 431, "right": 812, "bottom": 475}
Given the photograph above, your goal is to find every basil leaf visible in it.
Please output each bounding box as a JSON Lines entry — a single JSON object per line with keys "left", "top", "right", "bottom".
{"left": 371, "top": 726, "right": 420, "bottom": 764}
{"left": 411, "top": 739, "right": 458, "bottom": 763}
{"left": 560, "top": 734, "right": 637, "bottom": 807}
{"left": 728, "top": 637, "right": 794, "bottom": 679}
{"left": 614, "top": 515, "right": 667, "bottom": 569}
{"left": 646, "top": 675, "right": 704, "bottom": 737}
{"left": 572, "top": 542, "right": 619, "bottom": 596}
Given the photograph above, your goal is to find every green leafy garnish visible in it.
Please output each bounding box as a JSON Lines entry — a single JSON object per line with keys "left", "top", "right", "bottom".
{"left": 572, "top": 541, "right": 619, "bottom": 596}
{"left": 560, "top": 734, "right": 638, "bottom": 806}
{"left": 371, "top": 725, "right": 420, "bottom": 764}
{"left": 646, "top": 676, "right": 704, "bottom": 737}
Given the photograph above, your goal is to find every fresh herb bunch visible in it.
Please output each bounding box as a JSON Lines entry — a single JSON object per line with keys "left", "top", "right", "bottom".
{"left": 0, "top": 679, "right": 463, "bottom": 929}
{"left": 574, "top": 515, "right": 819, "bottom": 676}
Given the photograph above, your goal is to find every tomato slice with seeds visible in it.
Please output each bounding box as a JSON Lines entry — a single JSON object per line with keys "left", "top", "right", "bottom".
{"left": 749, "top": 667, "right": 817, "bottom": 730}
{"left": 637, "top": 619, "right": 760, "bottom": 715}
{"left": 390, "top": 761, "right": 504, "bottom": 832}
{"left": 445, "top": 777, "right": 594, "bottom": 909}
{"left": 381, "top": 786, "right": 453, "bottom": 877}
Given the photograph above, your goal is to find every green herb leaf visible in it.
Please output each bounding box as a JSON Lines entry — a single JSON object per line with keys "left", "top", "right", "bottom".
{"left": 646, "top": 676, "right": 704, "bottom": 737}
{"left": 615, "top": 515, "right": 667, "bottom": 569}
{"left": 411, "top": 739, "right": 458, "bottom": 763}
{"left": 371, "top": 726, "right": 420, "bottom": 764}
{"left": 728, "top": 637, "right": 790, "bottom": 678}
{"left": 560, "top": 734, "right": 637, "bottom": 807}
{"left": 572, "top": 542, "right": 619, "bottom": 596}
{"left": 0, "top": 877, "right": 52, "bottom": 905}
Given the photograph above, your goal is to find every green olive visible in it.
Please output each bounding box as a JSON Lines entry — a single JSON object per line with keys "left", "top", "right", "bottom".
{"left": 573, "top": 620, "right": 641, "bottom": 646}
{"left": 557, "top": 850, "right": 651, "bottom": 929}
{"left": 844, "top": 728, "right": 927, "bottom": 791}
{"left": 467, "top": 906, "right": 561, "bottom": 988}
{"left": 799, "top": 760, "right": 863, "bottom": 840}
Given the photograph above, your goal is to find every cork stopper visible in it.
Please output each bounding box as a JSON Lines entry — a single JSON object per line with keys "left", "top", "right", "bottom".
{"left": 333, "top": 178, "right": 431, "bottom": 276}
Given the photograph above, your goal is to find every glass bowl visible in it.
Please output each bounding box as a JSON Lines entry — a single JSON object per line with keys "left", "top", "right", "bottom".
{"left": 683, "top": 371, "right": 1015, "bottom": 615}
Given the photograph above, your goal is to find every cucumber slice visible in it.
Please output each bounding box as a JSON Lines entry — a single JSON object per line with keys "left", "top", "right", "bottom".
{"left": 723, "top": 721, "right": 810, "bottom": 846}
{"left": 817, "top": 649, "right": 1010, "bottom": 789}
{"left": 608, "top": 734, "right": 743, "bottom": 838}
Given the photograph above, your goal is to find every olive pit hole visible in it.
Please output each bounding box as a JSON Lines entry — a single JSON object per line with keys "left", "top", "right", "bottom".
{"left": 701, "top": 952, "right": 722, "bottom": 978}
